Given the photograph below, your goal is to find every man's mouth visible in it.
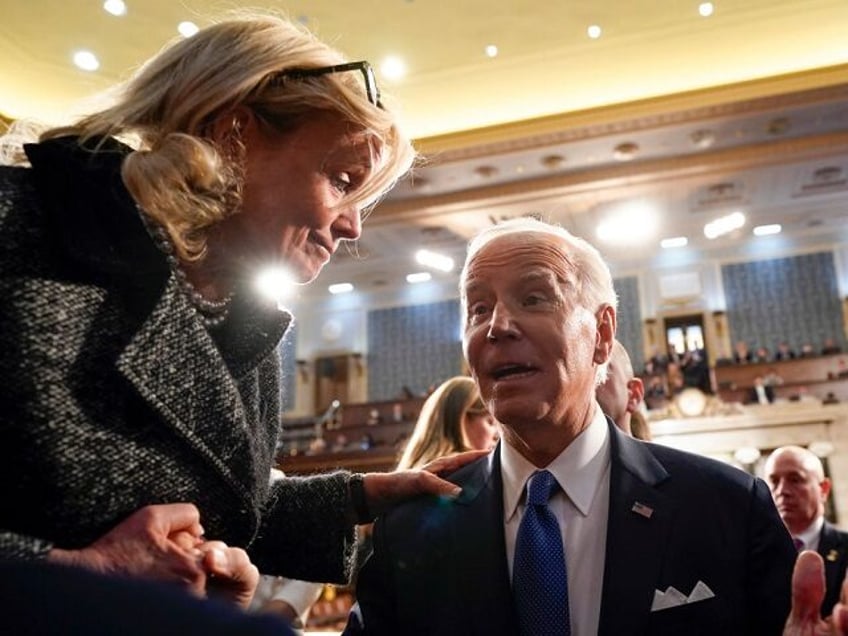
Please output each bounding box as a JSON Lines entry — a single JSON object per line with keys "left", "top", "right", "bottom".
{"left": 491, "top": 363, "right": 536, "bottom": 380}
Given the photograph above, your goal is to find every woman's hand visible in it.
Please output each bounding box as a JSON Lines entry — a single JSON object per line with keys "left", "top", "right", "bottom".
{"left": 362, "top": 449, "right": 490, "bottom": 518}
{"left": 199, "top": 540, "right": 260, "bottom": 610}
{"left": 48, "top": 503, "right": 206, "bottom": 594}
{"left": 784, "top": 550, "right": 848, "bottom": 635}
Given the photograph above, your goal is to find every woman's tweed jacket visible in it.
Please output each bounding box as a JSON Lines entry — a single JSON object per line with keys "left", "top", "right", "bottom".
{"left": 0, "top": 138, "right": 357, "bottom": 583}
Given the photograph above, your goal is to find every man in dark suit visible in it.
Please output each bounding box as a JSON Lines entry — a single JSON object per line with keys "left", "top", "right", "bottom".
{"left": 346, "top": 218, "right": 796, "bottom": 635}
{"left": 765, "top": 445, "right": 848, "bottom": 617}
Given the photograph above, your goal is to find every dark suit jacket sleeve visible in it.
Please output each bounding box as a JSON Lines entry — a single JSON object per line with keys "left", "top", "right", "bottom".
{"left": 342, "top": 516, "right": 399, "bottom": 635}
{"left": 746, "top": 477, "right": 796, "bottom": 635}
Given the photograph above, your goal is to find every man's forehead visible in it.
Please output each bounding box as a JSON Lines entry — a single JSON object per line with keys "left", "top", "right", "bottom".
{"left": 467, "top": 232, "right": 573, "bottom": 275}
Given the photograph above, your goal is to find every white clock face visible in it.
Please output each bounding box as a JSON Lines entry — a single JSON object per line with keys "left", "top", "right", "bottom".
{"left": 677, "top": 388, "right": 707, "bottom": 417}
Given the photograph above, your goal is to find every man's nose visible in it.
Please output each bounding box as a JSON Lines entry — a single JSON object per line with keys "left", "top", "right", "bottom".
{"left": 486, "top": 303, "right": 520, "bottom": 341}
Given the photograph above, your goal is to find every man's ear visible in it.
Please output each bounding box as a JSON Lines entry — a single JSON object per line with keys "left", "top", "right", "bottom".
{"left": 594, "top": 304, "right": 616, "bottom": 364}
{"left": 820, "top": 477, "right": 833, "bottom": 501}
{"left": 626, "top": 378, "right": 645, "bottom": 413}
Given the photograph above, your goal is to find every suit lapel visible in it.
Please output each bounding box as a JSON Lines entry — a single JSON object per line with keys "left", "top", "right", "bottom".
{"left": 819, "top": 523, "right": 847, "bottom": 608}
{"left": 116, "top": 276, "right": 257, "bottom": 501}
{"left": 449, "top": 449, "right": 518, "bottom": 635}
{"left": 599, "top": 424, "right": 675, "bottom": 635}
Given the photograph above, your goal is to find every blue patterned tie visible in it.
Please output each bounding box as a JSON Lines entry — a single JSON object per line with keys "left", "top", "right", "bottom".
{"left": 513, "top": 470, "right": 570, "bottom": 636}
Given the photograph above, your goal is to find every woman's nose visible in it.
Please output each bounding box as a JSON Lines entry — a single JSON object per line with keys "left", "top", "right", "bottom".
{"left": 333, "top": 203, "right": 362, "bottom": 241}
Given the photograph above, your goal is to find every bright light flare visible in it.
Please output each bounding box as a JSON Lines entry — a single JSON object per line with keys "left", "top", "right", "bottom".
{"left": 256, "top": 267, "right": 295, "bottom": 301}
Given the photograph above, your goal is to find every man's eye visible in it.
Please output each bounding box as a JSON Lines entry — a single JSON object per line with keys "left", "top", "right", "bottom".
{"left": 524, "top": 294, "right": 545, "bottom": 306}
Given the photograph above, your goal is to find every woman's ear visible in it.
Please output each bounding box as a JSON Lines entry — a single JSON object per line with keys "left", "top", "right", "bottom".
{"left": 594, "top": 304, "right": 616, "bottom": 364}
{"left": 209, "top": 106, "right": 254, "bottom": 145}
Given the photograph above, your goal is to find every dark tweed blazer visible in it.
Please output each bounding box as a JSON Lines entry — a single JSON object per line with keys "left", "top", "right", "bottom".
{"left": 0, "top": 137, "right": 356, "bottom": 583}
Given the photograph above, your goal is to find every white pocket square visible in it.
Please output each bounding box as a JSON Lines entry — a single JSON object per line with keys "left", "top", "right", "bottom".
{"left": 651, "top": 581, "right": 715, "bottom": 612}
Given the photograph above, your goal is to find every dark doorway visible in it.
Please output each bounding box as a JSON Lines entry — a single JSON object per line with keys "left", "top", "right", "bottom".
{"left": 664, "top": 313, "right": 712, "bottom": 394}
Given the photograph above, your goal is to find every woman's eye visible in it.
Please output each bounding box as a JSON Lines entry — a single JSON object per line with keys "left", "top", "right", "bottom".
{"left": 332, "top": 172, "right": 353, "bottom": 194}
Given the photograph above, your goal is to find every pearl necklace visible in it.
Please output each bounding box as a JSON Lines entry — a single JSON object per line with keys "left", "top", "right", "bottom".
{"left": 137, "top": 206, "right": 233, "bottom": 328}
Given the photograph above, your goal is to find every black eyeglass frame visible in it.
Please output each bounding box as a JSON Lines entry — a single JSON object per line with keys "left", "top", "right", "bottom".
{"left": 269, "top": 60, "right": 382, "bottom": 108}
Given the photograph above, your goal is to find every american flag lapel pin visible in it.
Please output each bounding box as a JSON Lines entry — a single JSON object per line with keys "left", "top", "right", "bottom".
{"left": 631, "top": 501, "right": 654, "bottom": 519}
{"left": 828, "top": 549, "right": 839, "bottom": 562}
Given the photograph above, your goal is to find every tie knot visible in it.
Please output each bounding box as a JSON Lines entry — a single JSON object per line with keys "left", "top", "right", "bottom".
{"left": 793, "top": 537, "right": 805, "bottom": 552}
{"left": 526, "top": 470, "right": 558, "bottom": 506}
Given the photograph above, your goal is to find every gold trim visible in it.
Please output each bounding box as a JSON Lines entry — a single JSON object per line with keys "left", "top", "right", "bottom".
{"left": 414, "top": 64, "right": 848, "bottom": 158}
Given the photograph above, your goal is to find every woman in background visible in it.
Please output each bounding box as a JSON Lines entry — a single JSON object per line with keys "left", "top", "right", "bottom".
{"left": 397, "top": 376, "right": 500, "bottom": 470}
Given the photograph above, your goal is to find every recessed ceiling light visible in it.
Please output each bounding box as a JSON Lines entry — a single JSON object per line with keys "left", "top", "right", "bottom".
{"left": 103, "top": 0, "right": 126, "bottom": 16}
{"left": 753, "top": 224, "right": 782, "bottom": 236}
{"left": 704, "top": 211, "right": 745, "bottom": 239}
{"left": 613, "top": 142, "right": 639, "bottom": 161}
{"left": 178, "top": 21, "right": 199, "bottom": 38}
{"left": 541, "top": 154, "right": 566, "bottom": 170}
{"left": 328, "top": 282, "right": 354, "bottom": 294}
{"left": 699, "top": 2, "right": 715, "bottom": 17}
{"left": 690, "top": 129, "right": 716, "bottom": 149}
{"left": 406, "top": 272, "right": 432, "bottom": 284}
{"left": 661, "top": 237, "right": 689, "bottom": 249}
{"left": 596, "top": 202, "right": 658, "bottom": 245}
{"left": 474, "top": 165, "right": 499, "bottom": 179}
{"left": 73, "top": 50, "right": 100, "bottom": 72}
{"left": 485, "top": 44, "right": 498, "bottom": 58}
{"left": 380, "top": 56, "right": 406, "bottom": 80}
{"left": 415, "top": 249, "right": 454, "bottom": 272}
{"left": 587, "top": 24, "right": 602, "bottom": 39}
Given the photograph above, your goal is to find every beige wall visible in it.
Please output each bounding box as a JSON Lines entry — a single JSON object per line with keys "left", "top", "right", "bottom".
{"left": 650, "top": 402, "right": 848, "bottom": 525}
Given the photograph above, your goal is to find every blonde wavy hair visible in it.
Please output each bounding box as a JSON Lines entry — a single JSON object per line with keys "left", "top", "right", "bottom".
{"left": 3, "top": 12, "right": 415, "bottom": 262}
{"left": 396, "top": 376, "right": 486, "bottom": 471}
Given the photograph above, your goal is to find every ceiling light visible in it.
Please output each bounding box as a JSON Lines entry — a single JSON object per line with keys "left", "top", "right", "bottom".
{"left": 596, "top": 202, "right": 658, "bottom": 245}
{"left": 474, "top": 165, "right": 499, "bottom": 179}
{"left": 541, "top": 154, "right": 565, "bottom": 170}
{"left": 406, "top": 272, "right": 432, "bottom": 284}
{"left": 328, "top": 282, "right": 354, "bottom": 294}
{"left": 704, "top": 211, "right": 745, "bottom": 239}
{"left": 690, "top": 129, "right": 715, "bottom": 149}
{"left": 613, "top": 142, "right": 639, "bottom": 161}
{"left": 380, "top": 56, "right": 406, "bottom": 80}
{"left": 485, "top": 44, "right": 498, "bottom": 58}
{"left": 753, "top": 224, "right": 782, "bottom": 236}
{"left": 73, "top": 51, "right": 100, "bottom": 72}
{"left": 587, "top": 25, "right": 602, "bottom": 39}
{"left": 661, "top": 237, "right": 689, "bottom": 249}
{"left": 103, "top": 0, "right": 126, "bottom": 16}
{"left": 255, "top": 266, "right": 295, "bottom": 301}
{"left": 178, "top": 21, "right": 199, "bottom": 37}
{"left": 699, "top": 2, "right": 714, "bottom": 17}
{"left": 415, "top": 249, "right": 454, "bottom": 272}
{"left": 733, "top": 446, "right": 761, "bottom": 465}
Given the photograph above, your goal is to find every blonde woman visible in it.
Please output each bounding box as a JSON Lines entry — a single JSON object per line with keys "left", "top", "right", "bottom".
{"left": 0, "top": 12, "right": 476, "bottom": 605}
{"left": 397, "top": 376, "right": 499, "bottom": 470}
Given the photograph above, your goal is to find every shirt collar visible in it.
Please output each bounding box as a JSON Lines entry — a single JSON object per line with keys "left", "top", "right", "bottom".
{"left": 501, "top": 402, "right": 610, "bottom": 522}
{"left": 795, "top": 515, "right": 825, "bottom": 548}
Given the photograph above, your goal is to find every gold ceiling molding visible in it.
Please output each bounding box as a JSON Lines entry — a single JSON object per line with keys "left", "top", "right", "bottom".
{"left": 414, "top": 64, "right": 848, "bottom": 162}
{"left": 375, "top": 130, "right": 848, "bottom": 225}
